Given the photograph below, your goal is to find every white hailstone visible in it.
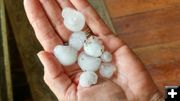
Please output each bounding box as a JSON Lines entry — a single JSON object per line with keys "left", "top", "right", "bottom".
{"left": 100, "top": 51, "right": 112, "bottom": 62}
{"left": 79, "top": 71, "right": 98, "bottom": 87}
{"left": 62, "top": 7, "right": 85, "bottom": 32}
{"left": 69, "top": 31, "right": 87, "bottom": 51}
{"left": 99, "top": 63, "right": 116, "bottom": 78}
{"left": 84, "top": 36, "right": 104, "bottom": 57}
{"left": 54, "top": 45, "right": 78, "bottom": 66}
{"left": 78, "top": 52, "right": 101, "bottom": 71}
{"left": 62, "top": 7, "right": 75, "bottom": 18}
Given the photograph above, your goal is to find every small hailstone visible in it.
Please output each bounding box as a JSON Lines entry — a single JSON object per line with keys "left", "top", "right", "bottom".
{"left": 84, "top": 36, "right": 104, "bottom": 57}
{"left": 99, "top": 63, "right": 116, "bottom": 78}
{"left": 62, "top": 7, "right": 85, "bottom": 32}
{"left": 54, "top": 45, "right": 78, "bottom": 66}
{"left": 100, "top": 51, "right": 112, "bottom": 62}
{"left": 69, "top": 31, "right": 87, "bottom": 51}
{"left": 79, "top": 71, "right": 98, "bottom": 87}
{"left": 78, "top": 52, "right": 101, "bottom": 71}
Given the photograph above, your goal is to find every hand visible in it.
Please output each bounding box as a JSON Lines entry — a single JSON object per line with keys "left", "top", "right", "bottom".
{"left": 24, "top": 0, "right": 163, "bottom": 101}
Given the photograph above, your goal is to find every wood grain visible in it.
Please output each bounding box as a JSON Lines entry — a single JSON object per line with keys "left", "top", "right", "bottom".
{"left": 113, "top": 6, "right": 180, "bottom": 48}
{"left": 119, "top": 23, "right": 180, "bottom": 48}
{"left": 113, "top": 6, "right": 180, "bottom": 35}
{"left": 105, "top": 0, "right": 180, "bottom": 18}
{"left": 134, "top": 40, "right": 180, "bottom": 65}
{"left": 147, "top": 60, "right": 180, "bottom": 93}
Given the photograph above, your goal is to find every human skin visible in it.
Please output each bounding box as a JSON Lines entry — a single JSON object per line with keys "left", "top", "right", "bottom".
{"left": 24, "top": 0, "right": 163, "bottom": 101}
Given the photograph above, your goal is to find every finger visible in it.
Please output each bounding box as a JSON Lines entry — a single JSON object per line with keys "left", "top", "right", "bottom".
{"left": 24, "top": 0, "right": 62, "bottom": 52}
{"left": 37, "top": 51, "right": 72, "bottom": 98}
{"left": 39, "top": 0, "right": 71, "bottom": 41}
{"left": 69, "top": 0, "right": 124, "bottom": 53}
{"left": 113, "top": 46, "right": 161, "bottom": 101}
{"left": 57, "top": 0, "right": 74, "bottom": 8}
{"left": 102, "top": 34, "right": 126, "bottom": 53}
{"left": 70, "top": 0, "right": 112, "bottom": 36}
{"left": 38, "top": 51, "right": 64, "bottom": 78}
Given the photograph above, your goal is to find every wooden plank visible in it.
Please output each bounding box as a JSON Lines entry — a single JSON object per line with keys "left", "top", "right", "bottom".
{"left": 0, "top": 14, "right": 7, "bottom": 101}
{"left": 113, "top": 6, "right": 180, "bottom": 34}
{"left": 134, "top": 40, "right": 180, "bottom": 65}
{"left": 7, "top": 15, "right": 33, "bottom": 100}
{"left": 5, "top": 0, "right": 115, "bottom": 100}
{"left": 148, "top": 60, "right": 180, "bottom": 84}
{"left": 119, "top": 23, "right": 180, "bottom": 48}
{"left": 147, "top": 60, "right": 180, "bottom": 93}
{"left": 0, "top": 3, "right": 3, "bottom": 100}
{"left": 105, "top": 0, "right": 180, "bottom": 18}
{"left": 0, "top": 0, "right": 13, "bottom": 101}
{"left": 113, "top": 6, "right": 180, "bottom": 48}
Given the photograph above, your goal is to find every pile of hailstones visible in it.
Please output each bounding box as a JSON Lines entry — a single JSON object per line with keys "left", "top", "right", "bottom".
{"left": 54, "top": 8, "right": 116, "bottom": 87}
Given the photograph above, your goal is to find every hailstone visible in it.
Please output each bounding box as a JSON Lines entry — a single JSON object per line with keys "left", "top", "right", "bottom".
{"left": 84, "top": 36, "right": 104, "bottom": 57}
{"left": 62, "top": 7, "right": 85, "bottom": 32}
{"left": 79, "top": 71, "right": 98, "bottom": 87}
{"left": 62, "top": 7, "right": 75, "bottom": 18}
{"left": 99, "top": 63, "right": 116, "bottom": 78}
{"left": 78, "top": 52, "right": 101, "bottom": 71}
{"left": 69, "top": 31, "right": 87, "bottom": 51}
{"left": 100, "top": 51, "right": 112, "bottom": 62}
{"left": 54, "top": 45, "right": 78, "bottom": 66}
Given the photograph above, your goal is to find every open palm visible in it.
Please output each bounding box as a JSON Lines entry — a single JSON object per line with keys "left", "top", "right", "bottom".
{"left": 24, "top": 0, "right": 162, "bottom": 101}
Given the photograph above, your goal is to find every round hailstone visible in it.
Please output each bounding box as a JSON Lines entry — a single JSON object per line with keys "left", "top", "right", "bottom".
{"left": 62, "top": 7, "right": 85, "bottom": 32}
{"left": 69, "top": 31, "right": 87, "bottom": 51}
{"left": 78, "top": 52, "right": 101, "bottom": 71}
{"left": 54, "top": 45, "right": 78, "bottom": 66}
{"left": 79, "top": 71, "right": 98, "bottom": 87}
{"left": 99, "top": 63, "right": 116, "bottom": 78}
{"left": 84, "top": 36, "right": 104, "bottom": 57}
{"left": 100, "top": 51, "right": 112, "bottom": 62}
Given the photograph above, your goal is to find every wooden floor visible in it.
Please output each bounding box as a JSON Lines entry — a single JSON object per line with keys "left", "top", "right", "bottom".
{"left": 104, "top": 0, "right": 180, "bottom": 92}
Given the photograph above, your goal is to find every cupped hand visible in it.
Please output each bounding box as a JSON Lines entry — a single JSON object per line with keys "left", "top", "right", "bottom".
{"left": 24, "top": 0, "right": 163, "bottom": 101}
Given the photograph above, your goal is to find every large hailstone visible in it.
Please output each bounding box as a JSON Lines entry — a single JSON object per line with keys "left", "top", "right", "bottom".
{"left": 99, "top": 63, "right": 116, "bottom": 78}
{"left": 54, "top": 45, "right": 78, "bottom": 66}
{"left": 100, "top": 51, "right": 112, "bottom": 62}
{"left": 79, "top": 71, "right": 98, "bottom": 87}
{"left": 69, "top": 31, "right": 87, "bottom": 51}
{"left": 84, "top": 36, "right": 104, "bottom": 57}
{"left": 62, "top": 7, "right": 85, "bottom": 32}
{"left": 78, "top": 52, "right": 101, "bottom": 71}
